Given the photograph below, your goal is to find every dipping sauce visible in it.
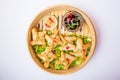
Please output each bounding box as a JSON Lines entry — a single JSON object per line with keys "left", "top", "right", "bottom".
{"left": 43, "top": 15, "right": 58, "bottom": 30}
{"left": 63, "top": 11, "right": 84, "bottom": 32}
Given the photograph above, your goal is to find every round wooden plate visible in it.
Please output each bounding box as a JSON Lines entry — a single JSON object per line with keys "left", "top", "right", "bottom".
{"left": 27, "top": 5, "right": 96, "bottom": 75}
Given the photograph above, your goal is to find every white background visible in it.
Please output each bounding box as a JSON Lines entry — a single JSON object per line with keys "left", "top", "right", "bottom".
{"left": 0, "top": 0, "right": 120, "bottom": 80}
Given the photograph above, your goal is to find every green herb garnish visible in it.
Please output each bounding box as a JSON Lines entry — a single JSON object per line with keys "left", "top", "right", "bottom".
{"left": 67, "top": 23, "right": 79, "bottom": 29}
{"left": 39, "top": 58, "right": 45, "bottom": 64}
{"left": 56, "top": 50, "right": 61, "bottom": 57}
{"left": 49, "top": 58, "right": 58, "bottom": 69}
{"left": 63, "top": 50, "right": 73, "bottom": 54}
{"left": 47, "top": 30, "right": 52, "bottom": 36}
{"left": 76, "top": 35, "right": 82, "bottom": 38}
{"left": 73, "top": 40, "right": 77, "bottom": 45}
{"left": 33, "top": 45, "right": 46, "bottom": 53}
{"left": 54, "top": 44, "right": 61, "bottom": 49}
{"left": 55, "top": 64, "right": 64, "bottom": 70}
{"left": 83, "top": 36, "right": 92, "bottom": 44}
{"left": 68, "top": 33, "right": 76, "bottom": 37}
{"left": 45, "top": 39, "right": 49, "bottom": 46}
{"left": 53, "top": 44, "right": 61, "bottom": 57}
{"left": 86, "top": 47, "right": 90, "bottom": 56}
{"left": 70, "top": 57, "right": 82, "bottom": 68}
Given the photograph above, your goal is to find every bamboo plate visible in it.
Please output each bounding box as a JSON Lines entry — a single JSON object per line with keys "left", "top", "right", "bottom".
{"left": 27, "top": 5, "right": 96, "bottom": 75}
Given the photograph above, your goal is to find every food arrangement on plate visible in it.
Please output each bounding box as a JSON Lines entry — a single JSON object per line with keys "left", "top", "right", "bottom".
{"left": 27, "top": 5, "right": 96, "bottom": 74}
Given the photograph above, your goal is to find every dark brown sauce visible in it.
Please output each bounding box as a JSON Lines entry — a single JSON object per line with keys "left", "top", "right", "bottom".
{"left": 63, "top": 11, "right": 84, "bottom": 32}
